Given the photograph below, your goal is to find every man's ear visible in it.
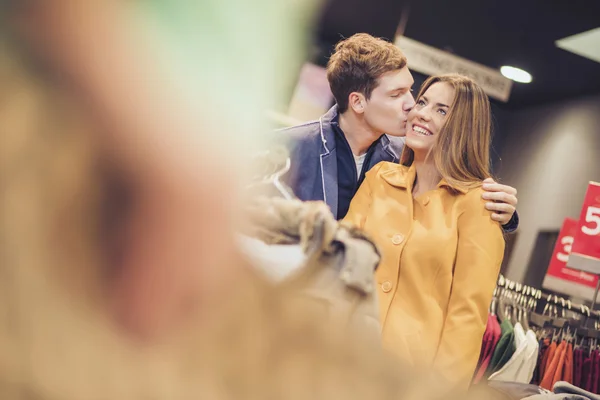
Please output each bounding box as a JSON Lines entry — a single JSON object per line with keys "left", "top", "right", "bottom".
{"left": 348, "top": 92, "right": 367, "bottom": 114}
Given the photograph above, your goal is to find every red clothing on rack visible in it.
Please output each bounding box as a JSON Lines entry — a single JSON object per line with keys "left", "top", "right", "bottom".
{"left": 591, "top": 350, "right": 600, "bottom": 394}
{"left": 583, "top": 353, "right": 593, "bottom": 392}
{"left": 584, "top": 350, "right": 598, "bottom": 393}
{"left": 476, "top": 316, "right": 494, "bottom": 365}
{"left": 574, "top": 348, "right": 584, "bottom": 388}
{"left": 473, "top": 315, "right": 501, "bottom": 384}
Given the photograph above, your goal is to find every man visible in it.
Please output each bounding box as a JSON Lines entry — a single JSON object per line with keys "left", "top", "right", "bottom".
{"left": 280, "top": 33, "right": 518, "bottom": 229}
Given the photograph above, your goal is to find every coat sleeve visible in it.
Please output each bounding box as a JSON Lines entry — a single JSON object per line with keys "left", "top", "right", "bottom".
{"left": 432, "top": 188, "right": 505, "bottom": 391}
{"left": 341, "top": 163, "right": 383, "bottom": 229}
{"left": 502, "top": 210, "right": 519, "bottom": 233}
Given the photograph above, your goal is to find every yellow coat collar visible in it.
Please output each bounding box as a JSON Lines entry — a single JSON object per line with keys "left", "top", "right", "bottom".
{"left": 380, "top": 163, "right": 469, "bottom": 194}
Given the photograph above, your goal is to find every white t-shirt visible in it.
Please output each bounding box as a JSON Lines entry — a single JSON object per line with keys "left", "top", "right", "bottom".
{"left": 354, "top": 153, "right": 367, "bottom": 180}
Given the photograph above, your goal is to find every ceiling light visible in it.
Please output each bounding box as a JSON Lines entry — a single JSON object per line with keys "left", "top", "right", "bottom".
{"left": 556, "top": 27, "right": 600, "bottom": 64}
{"left": 500, "top": 66, "right": 532, "bottom": 83}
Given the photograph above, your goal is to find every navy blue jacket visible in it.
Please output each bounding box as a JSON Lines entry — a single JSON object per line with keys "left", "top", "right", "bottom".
{"left": 279, "top": 106, "right": 404, "bottom": 220}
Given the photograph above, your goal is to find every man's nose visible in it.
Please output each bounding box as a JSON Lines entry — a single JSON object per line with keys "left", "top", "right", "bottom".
{"left": 404, "top": 92, "right": 415, "bottom": 112}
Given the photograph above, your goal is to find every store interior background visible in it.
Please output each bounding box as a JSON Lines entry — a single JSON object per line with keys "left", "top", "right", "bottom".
{"left": 273, "top": 0, "right": 600, "bottom": 293}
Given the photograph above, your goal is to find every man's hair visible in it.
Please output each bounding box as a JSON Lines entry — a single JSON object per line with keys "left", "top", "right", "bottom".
{"left": 326, "top": 33, "right": 407, "bottom": 113}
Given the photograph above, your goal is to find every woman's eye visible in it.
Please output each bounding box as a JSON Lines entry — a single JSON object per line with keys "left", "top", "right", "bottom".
{"left": 416, "top": 100, "right": 425, "bottom": 106}
{"left": 438, "top": 109, "right": 447, "bottom": 116}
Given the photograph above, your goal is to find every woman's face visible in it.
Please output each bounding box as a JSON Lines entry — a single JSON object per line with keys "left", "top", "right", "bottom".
{"left": 405, "top": 82, "right": 455, "bottom": 156}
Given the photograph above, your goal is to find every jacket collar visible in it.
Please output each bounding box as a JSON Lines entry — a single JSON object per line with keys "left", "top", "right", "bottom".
{"left": 320, "top": 105, "right": 395, "bottom": 158}
{"left": 381, "top": 164, "right": 469, "bottom": 194}
{"left": 379, "top": 135, "right": 397, "bottom": 158}
{"left": 319, "top": 105, "right": 339, "bottom": 155}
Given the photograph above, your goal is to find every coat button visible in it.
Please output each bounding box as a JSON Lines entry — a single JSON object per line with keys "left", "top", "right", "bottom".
{"left": 381, "top": 281, "right": 392, "bottom": 293}
{"left": 391, "top": 234, "right": 404, "bottom": 245}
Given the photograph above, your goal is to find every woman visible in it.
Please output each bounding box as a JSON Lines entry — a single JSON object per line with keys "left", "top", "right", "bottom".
{"left": 343, "top": 74, "right": 505, "bottom": 390}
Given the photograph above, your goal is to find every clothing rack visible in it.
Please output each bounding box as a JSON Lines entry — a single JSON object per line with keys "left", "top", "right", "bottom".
{"left": 497, "top": 276, "right": 600, "bottom": 319}
{"left": 495, "top": 275, "right": 600, "bottom": 335}
{"left": 475, "top": 276, "right": 600, "bottom": 391}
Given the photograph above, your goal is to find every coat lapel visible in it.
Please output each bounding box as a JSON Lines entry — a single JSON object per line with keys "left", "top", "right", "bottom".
{"left": 319, "top": 107, "right": 339, "bottom": 218}
{"left": 367, "top": 135, "right": 401, "bottom": 170}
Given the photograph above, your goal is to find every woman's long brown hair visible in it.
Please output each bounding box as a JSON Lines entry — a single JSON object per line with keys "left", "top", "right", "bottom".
{"left": 401, "top": 74, "right": 493, "bottom": 190}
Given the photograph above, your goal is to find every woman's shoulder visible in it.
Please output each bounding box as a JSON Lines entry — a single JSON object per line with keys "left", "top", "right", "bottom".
{"left": 455, "top": 184, "right": 486, "bottom": 205}
{"left": 462, "top": 184, "right": 485, "bottom": 198}
{"left": 367, "top": 162, "right": 410, "bottom": 176}
{"left": 456, "top": 184, "right": 501, "bottom": 225}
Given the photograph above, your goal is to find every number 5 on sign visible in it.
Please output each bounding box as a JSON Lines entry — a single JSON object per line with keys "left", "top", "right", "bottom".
{"left": 582, "top": 206, "right": 600, "bottom": 236}
{"left": 568, "top": 182, "right": 600, "bottom": 274}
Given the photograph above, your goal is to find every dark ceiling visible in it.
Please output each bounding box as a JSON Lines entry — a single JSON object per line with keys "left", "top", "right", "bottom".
{"left": 314, "top": 0, "right": 600, "bottom": 108}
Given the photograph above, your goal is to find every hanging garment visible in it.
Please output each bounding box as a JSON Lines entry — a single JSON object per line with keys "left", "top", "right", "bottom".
{"left": 475, "top": 315, "right": 497, "bottom": 372}
{"left": 587, "top": 350, "right": 598, "bottom": 394}
{"left": 596, "top": 350, "right": 600, "bottom": 394}
{"left": 489, "top": 322, "right": 528, "bottom": 382}
{"left": 544, "top": 342, "right": 559, "bottom": 383}
{"left": 523, "top": 330, "right": 542, "bottom": 384}
{"left": 487, "top": 320, "right": 517, "bottom": 375}
{"left": 590, "top": 350, "right": 600, "bottom": 394}
{"left": 489, "top": 323, "right": 540, "bottom": 383}
{"left": 474, "top": 315, "right": 502, "bottom": 384}
{"left": 584, "top": 353, "right": 593, "bottom": 393}
{"left": 575, "top": 348, "right": 584, "bottom": 389}
{"left": 535, "top": 339, "right": 552, "bottom": 385}
{"left": 564, "top": 343, "right": 574, "bottom": 385}
{"left": 552, "top": 343, "right": 569, "bottom": 388}
{"left": 542, "top": 341, "right": 567, "bottom": 390}
{"left": 243, "top": 197, "right": 383, "bottom": 339}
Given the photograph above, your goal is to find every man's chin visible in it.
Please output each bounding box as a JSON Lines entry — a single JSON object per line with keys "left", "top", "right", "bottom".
{"left": 385, "top": 130, "right": 407, "bottom": 138}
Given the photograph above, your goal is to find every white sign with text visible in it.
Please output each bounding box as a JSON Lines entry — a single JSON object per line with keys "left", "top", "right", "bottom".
{"left": 395, "top": 36, "right": 513, "bottom": 102}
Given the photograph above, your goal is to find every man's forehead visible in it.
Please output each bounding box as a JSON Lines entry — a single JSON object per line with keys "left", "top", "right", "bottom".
{"left": 377, "top": 69, "right": 414, "bottom": 90}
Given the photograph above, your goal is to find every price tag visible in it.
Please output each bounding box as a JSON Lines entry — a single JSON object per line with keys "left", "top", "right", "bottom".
{"left": 568, "top": 182, "right": 600, "bottom": 274}
{"left": 543, "top": 218, "right": 599, "bottom": 299}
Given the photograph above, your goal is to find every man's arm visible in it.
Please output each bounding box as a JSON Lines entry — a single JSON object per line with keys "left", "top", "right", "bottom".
{"left": 482, "top": 178, "right": 519, "bottom": 233}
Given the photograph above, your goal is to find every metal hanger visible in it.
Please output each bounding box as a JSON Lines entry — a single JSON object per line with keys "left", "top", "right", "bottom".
{"left": 271, "top": 157, "right": 294, "bottom": 200}
{"left": 249, "top": 149, "right": 295, "bottom": 200}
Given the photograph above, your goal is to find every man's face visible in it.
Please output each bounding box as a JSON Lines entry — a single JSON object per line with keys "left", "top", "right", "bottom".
{"left": 362, "top": 67, "right": 415, "bottom": 137}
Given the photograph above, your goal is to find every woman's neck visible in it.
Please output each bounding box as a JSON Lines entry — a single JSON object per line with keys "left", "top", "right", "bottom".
{"left": 412, "top": 157, "right": 440, "bottom": 198}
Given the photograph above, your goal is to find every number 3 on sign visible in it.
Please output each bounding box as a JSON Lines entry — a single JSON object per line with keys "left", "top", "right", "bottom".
{"left": 582, "top": 206, "right": 600, "bottom": 236}
{"left": 557, "top": 236, "right": 574, "bottom": 263}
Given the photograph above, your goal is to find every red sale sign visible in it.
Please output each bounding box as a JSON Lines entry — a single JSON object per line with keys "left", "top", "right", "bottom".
{"left": 568, "top": 182, "right": 600, "bottom": 275}
{"left": 544, "top": 217, "right": 599, "bottom": 299}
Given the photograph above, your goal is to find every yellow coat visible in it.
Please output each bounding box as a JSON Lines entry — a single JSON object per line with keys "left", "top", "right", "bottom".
{"left": 343, "top": 162, "right": 505, "bottom": 390}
